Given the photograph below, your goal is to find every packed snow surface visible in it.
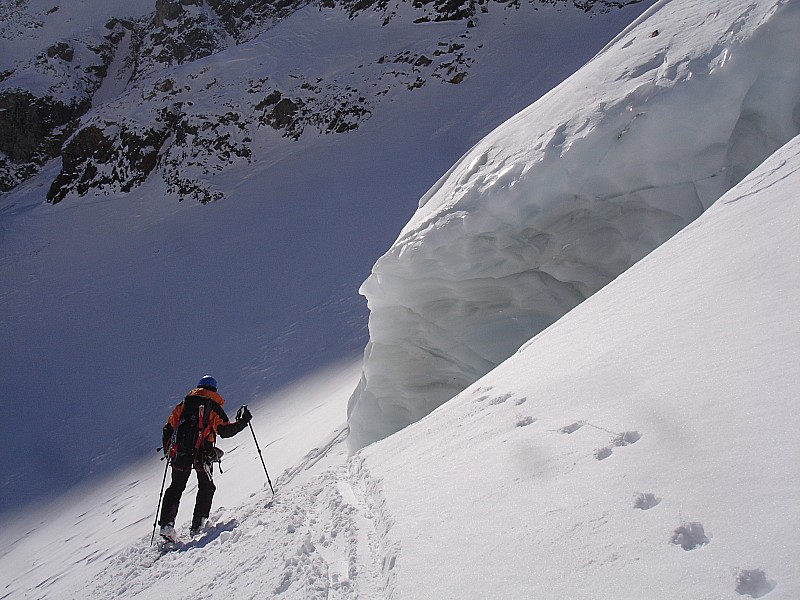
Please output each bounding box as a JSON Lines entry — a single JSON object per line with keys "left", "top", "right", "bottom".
{"left": 346, "top": 0, "right": 800, "bottom": 450}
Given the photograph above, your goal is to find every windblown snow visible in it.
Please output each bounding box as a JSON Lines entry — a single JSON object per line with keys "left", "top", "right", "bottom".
{"left": 346, "top": 0, "right": 800, "bottom": 450}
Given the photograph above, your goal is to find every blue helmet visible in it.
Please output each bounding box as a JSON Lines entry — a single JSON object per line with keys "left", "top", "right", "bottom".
{"left": 197, "top": 375, "right": 218, "bottom": 390}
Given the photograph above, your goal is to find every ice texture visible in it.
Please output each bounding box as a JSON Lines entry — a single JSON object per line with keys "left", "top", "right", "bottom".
{"left": 347, "top": 0, "right": 800, "bottom": 450}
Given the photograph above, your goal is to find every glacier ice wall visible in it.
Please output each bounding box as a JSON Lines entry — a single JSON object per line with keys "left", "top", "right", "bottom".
{"left": 347, "top": 0, "right": 800, "bottom": 450}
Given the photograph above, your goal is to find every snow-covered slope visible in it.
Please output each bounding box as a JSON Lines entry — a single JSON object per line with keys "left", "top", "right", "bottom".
{"left": 1, "top": 0, "right": 797, "bottom": 597}
{"left": 347, "top": 0, "right": 800, "bottom": 450}
{"left": 5, "top": 116, "right": 797, "bottom": 600}
{"left": 360, "top": 131, "right": 800, "bottom": 599}
{"left": 0, "top": 0, "right": 653, "bottom": 516}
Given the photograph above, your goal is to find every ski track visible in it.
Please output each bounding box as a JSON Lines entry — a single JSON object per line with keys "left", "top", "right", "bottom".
{"left": 82, "top": 432, "right": 391, "bottom": 600}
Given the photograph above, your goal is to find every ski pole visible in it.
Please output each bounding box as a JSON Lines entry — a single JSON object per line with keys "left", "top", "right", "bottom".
{"left": 150, "top": 454, "right": 170, "bottom": 545}
{"left": 248, "top": 420, "right": 275, "bottom": 496}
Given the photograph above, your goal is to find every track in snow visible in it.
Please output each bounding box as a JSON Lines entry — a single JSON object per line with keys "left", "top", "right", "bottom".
{"left": 81, "top": 429, "right": 393, "bottom": 599}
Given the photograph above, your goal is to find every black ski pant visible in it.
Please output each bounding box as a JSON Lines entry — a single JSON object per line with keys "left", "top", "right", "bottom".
{"left": 159, "top": 465, "right": 215, "bottom": 527}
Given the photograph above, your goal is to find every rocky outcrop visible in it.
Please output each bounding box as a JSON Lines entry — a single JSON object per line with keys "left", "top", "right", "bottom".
{"left": 0, "top": 20, "right": 128, "bottom": 193}
{"left": 334, "top": 0, "right": 644, "bottom": 23}
{"left": 0, "top": 92, "right": 87, "bottom": 191}
{"left": 47, "top": 121, "right": 171, "bottom": 203}
{"left": 41, "top": 0, "right": 482, "bottom": 203}
{"left": 2, "top": 0, "right": 315, "bottom": 199}
{"left": 207, "top": 0, "right": 312, "bottom": 42}
{"left": 0, "top": 92, "right": 82, "bottom": 164}
{"left": 154, "top": 0, "right": 185, "bottom": 26}
{"left": 131, "top": 1, "right": 230, "bottom": 80}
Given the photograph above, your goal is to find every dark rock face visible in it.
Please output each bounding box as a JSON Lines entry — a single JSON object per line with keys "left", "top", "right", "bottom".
{"left": 0, "top": 92, "right": 79, "bottom": 163}
{"left": 133, "top": 3, "right": 229, "bottom": 78}
{"left": 0, "top": 91, "right": 88, "bottom": 192}
{"left": 47, "top": 125, "right": 116, "bottom": 203}
{"left": 335, "top": 0, "right": 643, "bottom": 21}
{"left": 47, "top": 42, "right": 75, "bottom": 62}
{"left": 0, "top": 21, "right": 127, "bottom": 194}
{"left": 47, "top": 121, "right": 172, "bottom": 203}
{"left": 207, "top": 0, "right": 312, "bottom": 42}
{"left": 255, "top": 91, "right": 292, "bottom": 131}
{"left": 154, "top": 0, "right": 184, "bottom": 26}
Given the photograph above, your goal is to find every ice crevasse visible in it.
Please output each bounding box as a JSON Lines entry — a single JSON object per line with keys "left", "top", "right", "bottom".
{"left": 347, "top": 0, "right": 800, "bottom": 450}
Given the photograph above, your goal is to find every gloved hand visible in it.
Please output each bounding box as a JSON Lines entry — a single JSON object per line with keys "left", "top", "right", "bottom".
{"left": 162, "top": 425, "right": 173, "bottom": 456}
{"left": 236, "top": 404, "right": 252, "bottom": 424}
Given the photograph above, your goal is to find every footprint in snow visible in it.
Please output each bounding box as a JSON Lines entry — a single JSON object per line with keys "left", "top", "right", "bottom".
{"left": 671, "top": 521, "right": 709, "bottom": 551}
{"left": 614, "top": 431, "right": 642, "bottom": 446}
{"left": 473, "top": 386, "right": 494, "bottom": 403}
{"left": 593, "top": 446, "right": 613, "bottom": 461}
{"left": 489, "top": 392, "right": 514, "bottom": 406}
{"left": 594, "top": 431, "right": 642, "bottom": 461}
{"left": 515, "top": 416, "right": 536, "bottom": 428}
{"left": 560, "top": 422, "right": 584, "bottom": 434}
{"left": 633, "top": 492, "right": 661, "bottom": 510}
{"left": 735, "top": 569, "right": 776, "bottom": 598}
{"left": 475, "top": 388, "right": 527, "bottom": 408}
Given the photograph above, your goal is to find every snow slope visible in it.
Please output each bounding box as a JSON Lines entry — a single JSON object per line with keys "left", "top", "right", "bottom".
{"left": 1, "top": 0, "right": 797, "bottom": 598}
{"left": 0, "top": 359, "right": 363, "bottom": 599}
{"left": 360, "top": 131, "right": 800, "bottom": 599}
{"left": 5, "top": 107, "right": 797, "bottom": 600}
{"left": 0, "top": 0, "right": 654, "bottom": 515}
{"left": 347, "top": 0, "right": 800, "bottom": 450}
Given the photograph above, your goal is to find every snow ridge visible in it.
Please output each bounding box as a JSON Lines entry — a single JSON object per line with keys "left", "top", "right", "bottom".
{"left": 346, "top": 0, "right": 800, "bottom": 450}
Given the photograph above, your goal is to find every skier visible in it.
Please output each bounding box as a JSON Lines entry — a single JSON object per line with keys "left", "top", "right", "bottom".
{"left": 159, "top": 375, "right": 251, "bottom": 542}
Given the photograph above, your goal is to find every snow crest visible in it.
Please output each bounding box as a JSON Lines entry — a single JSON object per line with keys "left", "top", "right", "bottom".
{"left": 347, "top": 0, "right": 800, "bottom": 450}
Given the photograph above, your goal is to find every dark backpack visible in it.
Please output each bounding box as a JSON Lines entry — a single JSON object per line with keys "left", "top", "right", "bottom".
{"left": 171, "top": 395, "right": 212, "bottom": 469}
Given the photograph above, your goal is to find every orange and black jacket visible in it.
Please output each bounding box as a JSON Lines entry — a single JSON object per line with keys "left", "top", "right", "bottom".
{"left": 162, "top": 387, "right": 246, "bottom": 466}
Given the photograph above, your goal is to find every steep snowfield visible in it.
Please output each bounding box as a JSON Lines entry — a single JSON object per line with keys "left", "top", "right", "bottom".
{"left": 1, "top": 0, "right": 798, "bottom": 596}
{"left": 347, "top": 0, "right": 800, "bottom": 450}
{"left": 0, "top": 0, "right": 654, "bottom": 515}
{"left": 0, "top": 360, "right": 363, "bottom": 599}
{"left": 4, "top": 127, "right": 797, "bottom": 600}
{"left": 361, "top": 132, "right": 800, "bottom": 599}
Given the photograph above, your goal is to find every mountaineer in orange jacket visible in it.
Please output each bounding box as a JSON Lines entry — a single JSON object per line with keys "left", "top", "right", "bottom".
{"left": 158, "top": 375, "right": 251, "bottom": 541}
